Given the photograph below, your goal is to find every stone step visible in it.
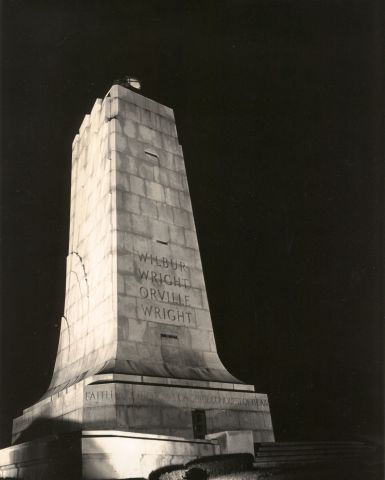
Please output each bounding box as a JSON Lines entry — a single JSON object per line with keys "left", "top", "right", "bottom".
{"left": 254, "top": 453, "right": 368, "bottom": 462}
{"left": 256, "top": 445, "right": 375, "bottom": 455}
{"left": 252, "top": 458, "right": 360, "bottom": 469}
{"left": 255, "top": 448, "right": 373, "bottom": 457}
{"left": 258, "top": 441, "right": 367, "bottom": 446}
{"left": 253, "top": 441, "right": 378, "bottom": 467}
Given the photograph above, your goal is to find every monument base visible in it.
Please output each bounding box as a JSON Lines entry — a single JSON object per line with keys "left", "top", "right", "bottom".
{"left": 12, "top": 374, "right": 274, "bottom": 444}
{"left": 0, "top": 430, "right": 221, "bottom": 479}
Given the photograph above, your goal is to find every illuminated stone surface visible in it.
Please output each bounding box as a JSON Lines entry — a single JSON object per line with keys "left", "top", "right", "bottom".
{"left": 48, "top": 85, "right": 238, "bottom": 393}
{"left": 0, "top": 431, "right": 220, "bottom": 479}
{"left": 206, "top": 430, "right": 255, "bottom": 455}
{"left": 2, "top": 84, "right": 274, "bottom": 478}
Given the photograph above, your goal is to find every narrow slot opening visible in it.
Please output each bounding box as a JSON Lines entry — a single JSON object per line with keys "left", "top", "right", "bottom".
{"left": 144, "top": 150, "right": 159, "bottom": 165}
{"left": 161, "top": 333, "right": 178, "bottom": 340}
{"left": 156, "top": 239, "right": 168, "bottom": 245}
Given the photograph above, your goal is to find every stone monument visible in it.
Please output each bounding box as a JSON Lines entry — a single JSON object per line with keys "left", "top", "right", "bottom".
{"left": 0, "top": 83, "right": 274, "bottom": 479}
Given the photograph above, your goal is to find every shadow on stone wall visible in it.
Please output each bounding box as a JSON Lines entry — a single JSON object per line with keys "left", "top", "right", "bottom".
{"left": 14, "top": 416, "right": 81, "bottom": 444}
{"left": 7, "top": 419, "right": 82, "bottom": 480}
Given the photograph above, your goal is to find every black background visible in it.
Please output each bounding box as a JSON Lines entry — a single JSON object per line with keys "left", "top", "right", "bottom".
{"left": 0, "top": 0, "right": 383, "bottom": 447}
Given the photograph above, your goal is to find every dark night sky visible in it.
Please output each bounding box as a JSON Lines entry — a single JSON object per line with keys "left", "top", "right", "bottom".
{"left": 0, "top": 0, "right": 383, "bottom": 448}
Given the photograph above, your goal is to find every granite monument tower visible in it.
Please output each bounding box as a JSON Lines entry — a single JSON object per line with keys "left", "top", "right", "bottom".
{"left": 1, "top": 83, "right": 274, "bottom": 479}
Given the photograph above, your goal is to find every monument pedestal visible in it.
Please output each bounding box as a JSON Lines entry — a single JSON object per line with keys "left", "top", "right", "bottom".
{"left": 12, "top": 374, "right": 274, "bottom": 445}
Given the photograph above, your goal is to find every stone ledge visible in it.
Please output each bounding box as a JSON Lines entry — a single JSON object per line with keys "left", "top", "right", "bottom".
{"left": 85, "top": 373, "right": 255, "bottom": 392}
{"left": 82, "top": 429, "right": 215, "bottom": 444}
{"left": 107, "top": 84, "right": 175, "bottom": 120}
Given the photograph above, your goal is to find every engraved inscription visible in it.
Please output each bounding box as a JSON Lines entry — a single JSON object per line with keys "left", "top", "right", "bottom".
{"left": 129, "top": 385, "right": 270, "bottom": 411}
{"left": 85, "top": 390, "right": 113, "bottom": 401}
{"left": 136, "top": 251, "right": 195, "bottom": 325}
